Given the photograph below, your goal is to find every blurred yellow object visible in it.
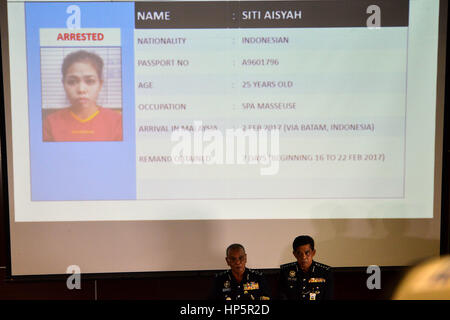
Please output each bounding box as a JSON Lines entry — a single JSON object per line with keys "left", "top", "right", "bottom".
{"left": 393, "top": 255, "right": 450, "bottom": 300}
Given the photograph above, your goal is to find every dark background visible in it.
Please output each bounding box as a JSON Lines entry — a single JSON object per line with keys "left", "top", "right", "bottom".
{"left": 1, "top": 2, "right": 449, "bottom": 300}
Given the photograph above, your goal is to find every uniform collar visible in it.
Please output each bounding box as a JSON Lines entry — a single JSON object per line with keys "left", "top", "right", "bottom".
{"left": 296, "top": 260, "right": 316, "bottom": 275}
{"left": 228, "top": 268, "right": 249, "bottom": 284}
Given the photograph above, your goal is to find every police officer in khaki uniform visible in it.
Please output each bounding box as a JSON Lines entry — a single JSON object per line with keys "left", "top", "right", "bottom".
{"left": 279, "top": 235, "right": 333, "bottom": 300}
{"left": 211, "top": 243, "right": 271, "bottom": 300}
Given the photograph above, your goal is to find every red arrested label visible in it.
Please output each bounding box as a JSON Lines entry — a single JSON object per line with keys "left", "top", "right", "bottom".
{"left": 40, "top": 29, "right": 120, "bottom": 47}
{"left": 56, "top": 32, "right": 105, "bottom": 41}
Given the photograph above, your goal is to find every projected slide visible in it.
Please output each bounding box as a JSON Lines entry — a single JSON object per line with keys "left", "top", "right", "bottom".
{"left": 24, "top": 0, "right": 409, "bottom": 201}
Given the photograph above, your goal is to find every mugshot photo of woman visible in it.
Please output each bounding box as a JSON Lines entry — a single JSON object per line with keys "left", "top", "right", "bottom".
{"left": 42, "top": 50, "right": 122, "bottom": 142}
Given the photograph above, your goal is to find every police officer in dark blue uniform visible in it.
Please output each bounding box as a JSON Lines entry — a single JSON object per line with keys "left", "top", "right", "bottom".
{"left": 279, "top": 235, "right": 333, "bottom": 300}
{"left": 212, "top": 243, "right": 271, "bottom": 300}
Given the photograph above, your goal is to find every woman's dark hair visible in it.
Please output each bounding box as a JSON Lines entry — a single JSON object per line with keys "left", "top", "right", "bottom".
{"left": 62, "top": 50, "right": 104, "bottom": 80}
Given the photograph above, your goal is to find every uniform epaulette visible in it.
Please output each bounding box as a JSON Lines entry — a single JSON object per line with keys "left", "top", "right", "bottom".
{"left": 248, "top": 268, "right": 263, "bottom": 276}
{"left": 215, "top": 270, "right": 228, "bottom": 278}
{"left": 314, "top": 261, "right": 331, "bottom": 270}
{"left": 280, "top": 262, "right": 297, "bottom": 269}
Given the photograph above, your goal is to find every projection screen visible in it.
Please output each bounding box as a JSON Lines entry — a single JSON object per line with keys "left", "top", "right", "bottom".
{"left": 0, "top": 0, "right": 447, "bottom": 276}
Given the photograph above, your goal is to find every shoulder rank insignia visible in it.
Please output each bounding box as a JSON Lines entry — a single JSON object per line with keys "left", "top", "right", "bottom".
{"left": 249, "top": 268, "right": 262, "bottom": 275}
{"left": 216, "top": 270, "right": 228, "bottom": 277}
{"left": 281, "top": 262, "right": 296, "bottom": 269}
{"left": 315, "top": 262, "right": 331, "bottom": 270}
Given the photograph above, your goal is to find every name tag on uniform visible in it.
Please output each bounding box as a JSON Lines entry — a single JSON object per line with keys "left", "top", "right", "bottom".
{"left": 309, "top": 278, "right": 326, "bottom": 283}
{"left": 243, "top": 282, "right": 259, "bottom": 290}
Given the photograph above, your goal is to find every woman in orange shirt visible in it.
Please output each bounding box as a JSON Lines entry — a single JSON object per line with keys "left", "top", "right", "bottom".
{"left": 43, "top": 50, "right": 122, "bottom": 142}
